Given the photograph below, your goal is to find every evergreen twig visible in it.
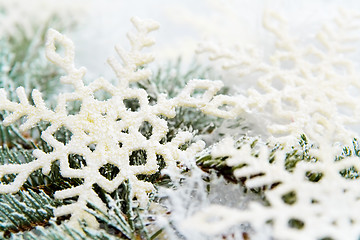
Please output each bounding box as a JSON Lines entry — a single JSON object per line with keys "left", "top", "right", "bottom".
{"left": 0, "top": 189, "right": 58, "bottom": 238}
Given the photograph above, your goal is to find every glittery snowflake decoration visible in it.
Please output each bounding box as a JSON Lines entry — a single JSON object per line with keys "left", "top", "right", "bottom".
{"left": 184, "top": 10, "right": 360, "bottom": 240}
{"left": 0, "top": 17, "right": 241, "bottom": 227}
{"left": 198, "top": 9, "right": 360, "bottom": 145}
{"left": 185, "top": 135, "right": 360, "bottom": 240}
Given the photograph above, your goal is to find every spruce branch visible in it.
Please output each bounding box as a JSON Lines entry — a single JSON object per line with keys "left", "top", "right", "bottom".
{"left": 0, "top": 189, "right": 59, "bottom": 238}
{"left": 86, "top": 182, "right": 162, "bottom": 240}
{"left": 10, "top": 221, "right": 121, "bottom": 240}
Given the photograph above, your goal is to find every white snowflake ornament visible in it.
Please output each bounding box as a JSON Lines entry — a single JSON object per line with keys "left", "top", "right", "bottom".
{"left": 199, "top": 9, "right": 360, "bottom": 145}
{"left": 0, "top": 17, "right": 242, "bottom": 227}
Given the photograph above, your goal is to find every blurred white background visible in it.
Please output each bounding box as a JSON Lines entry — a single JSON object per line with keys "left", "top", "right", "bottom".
{"left": 70, "top": 0, "right": 360, "bottom": 80}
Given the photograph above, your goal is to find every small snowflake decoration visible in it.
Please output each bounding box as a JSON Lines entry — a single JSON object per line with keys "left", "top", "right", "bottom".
{"left": 0, "top": 17, "right": 242, "bottom": 226}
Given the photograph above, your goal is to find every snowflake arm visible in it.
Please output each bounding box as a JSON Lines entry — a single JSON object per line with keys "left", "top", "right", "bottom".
{"left": 0, "top": 87, "right": 56, "bottom": 131}
{"left": 170, "top": 79, "right": 246, "bottom": 118}
{"left": 107, "top": 17, "right": 160, "bottom": 87}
